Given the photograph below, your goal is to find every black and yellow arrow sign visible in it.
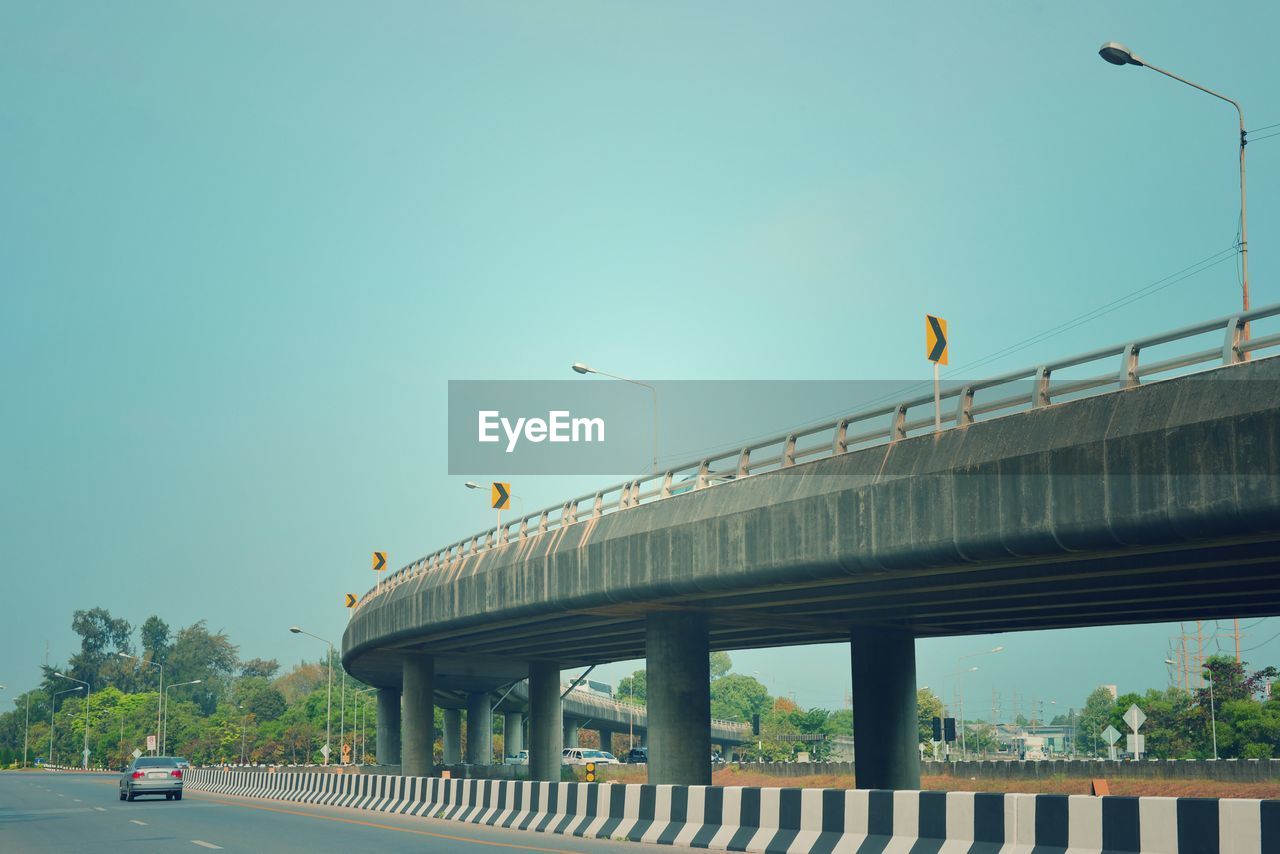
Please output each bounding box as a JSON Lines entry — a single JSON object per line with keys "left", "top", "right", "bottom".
{"left": 344, "top": 593, "right": 357, "bottom": 608}
{"left": 925, "top": 314, "right": 949, "bottom": 365}
{"left": 372, "top": 551, "right": 387, "bottom": 572}
{"left": 491, "top": 482, "right": 511, "bottom": 510}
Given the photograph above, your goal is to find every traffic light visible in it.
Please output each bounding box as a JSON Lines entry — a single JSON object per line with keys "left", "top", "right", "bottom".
{"left": 751, "top": 714, "right": 761, "bottom": 736}
{"left": 931, "top": 717, "right": 942, "bottom": 742}
{"left": 943, "top": 717, "right": 957, "bottom": 742}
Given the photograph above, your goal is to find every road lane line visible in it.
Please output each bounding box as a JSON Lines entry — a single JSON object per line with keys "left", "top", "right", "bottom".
{"left": 199, "top": 796, "right": 573, "bottom": 852}
{"left": 129, "top": 819, "right": 147, "bottom": 825}
{"left": 95, "top": 807, "right": 108, "bottom": 812}
{"left": 191, "top": 842, "right": 222, "bottom": 850}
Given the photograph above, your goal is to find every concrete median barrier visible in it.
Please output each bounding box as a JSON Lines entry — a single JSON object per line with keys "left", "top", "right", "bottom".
{"left": 185, "top": 768, "right": 1277, "bottom": 852}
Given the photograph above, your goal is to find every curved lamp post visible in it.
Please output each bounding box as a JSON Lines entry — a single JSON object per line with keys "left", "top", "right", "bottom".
{"left": 118, "top": 652, "right": 164, "bottom": 755}
{"left": 1099, "top": 42, "right": 1251, "bottom": 320}
{"left": 49, "top": 685, "right": 83, "bottom": 768}
{"left": 53, "top": 673, "right": 91, "bottom": 769}
{"left": 161, "top": 680, "right": 201, "bottom": 754}
{"left": 571, "top": 363, "right": 658, "bottom": 472}
{"left": 290, "top": 626, "right": 336, "bottom": 765}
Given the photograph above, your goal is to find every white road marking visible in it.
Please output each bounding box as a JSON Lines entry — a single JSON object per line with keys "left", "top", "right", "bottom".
{"left": 95, "top": 807, "right": 108, "bottom": 812}
{"left": 191, "top": 842, "right": 222, "bottom": 850}
{"left": 74, "top": 799, "right": 82, "bottom": 802}
{"left": 129, "top": 819, "right": 147, "bottom": 825}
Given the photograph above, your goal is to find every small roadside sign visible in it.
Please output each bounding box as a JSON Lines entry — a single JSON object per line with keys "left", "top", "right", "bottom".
{"left": 132, "top": 748, "right": 142, "bottom": 760}
{"left": 925, "top": 314, "right": 949, "bottom": 365}
{"left": 584, "top": 761, "right": 597, "bottom": 783}
{"left": 1123, "top": 704, "right": 1146, "bottom": 732}
{"left": 491, "top": 482, "right": 511, "bottom": 510}
{"left": 372, "top": 552, "right": 387, "bottom": 572}
{"left": 147, "top": 735, "right": 156, "bottom": 751}
{"left": 344, "top": 593, "right": 357, "bottom": 608}
{"left": 1102, "top": 725, "right": 1121, "bottom": 745}
{"left": 320, "top": 744, "right": 331, "bottom": 759}
{"left": 1126, "top": 733, "right": 1145, "bottom": 757}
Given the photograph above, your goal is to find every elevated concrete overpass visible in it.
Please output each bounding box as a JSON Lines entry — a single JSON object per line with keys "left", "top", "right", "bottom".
{"left": 344, "top": 305, "right": 1280, "bottom": 789}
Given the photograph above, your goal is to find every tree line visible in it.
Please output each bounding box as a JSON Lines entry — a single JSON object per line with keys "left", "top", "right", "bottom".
{"left": 0, "top": 608, "right": 375, "bottom": 768}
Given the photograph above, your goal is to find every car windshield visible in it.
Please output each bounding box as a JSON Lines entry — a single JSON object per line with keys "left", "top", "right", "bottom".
{"left": 133, "top": 757, "right": 178, "bottom": 768}
{"left": 583, "top": 750, "right": 607, "bottom": 758}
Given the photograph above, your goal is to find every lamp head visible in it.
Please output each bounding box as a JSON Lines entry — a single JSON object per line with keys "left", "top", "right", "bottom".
{"left": 1165, "top": 658, "right": 1177, "bottom": 665}
{"left": 1099, "top": 42, "right": 1143, "bottom": 67}
{"left": 289, "top": 627, "right": 302, "bottom": 634}
{"left": 464, "top": 481, "right": 482, "bottom": 490}
{"left": 991, "top": 646, "right": 1004, "bottom": 653}
{"left": 571, "top": 363, "right": 593, "bottom": 375}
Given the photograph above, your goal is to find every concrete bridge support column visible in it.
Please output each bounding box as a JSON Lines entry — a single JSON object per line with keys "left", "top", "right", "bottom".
{"left": 466, "top": 693, "right": 493, "bottom": 765}
{"left": 375, "top": 687, "right": 401, "bottom": 766}
{"left": 647, "top": 612, "right": 711, "bottom": 786}
{"left": 563, "top": 718, "right": 579, "bottom": 749}
{"left": 528, "top": 661, "right": 563, "bottom": 782}
{"left": 442, "top": 709, "right": 462, "bottom": 765}
{"left": 503, "top": 712, "right": 523, "bottom": 758}
{"left": 597, "top": 728, "right": 613, "bottom": 755}
{"left": 401, "top": 656, "right": 435, "bottom": 778}
{"left": 850, "top": 626, "right": 919, "bottom": 790}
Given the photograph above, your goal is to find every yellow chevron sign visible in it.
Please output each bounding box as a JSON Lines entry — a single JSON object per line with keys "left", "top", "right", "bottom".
{"left": 925, "top": 314, "right": 948, "bottom": 365}
{"left": 491, "top": 482, "right": 511, "bottom": 510}
{"left": 344, "top": 593, "right": 357, "bottom": 608}
{"left": 372, "top": 551, "right": 387, "bottom": 572}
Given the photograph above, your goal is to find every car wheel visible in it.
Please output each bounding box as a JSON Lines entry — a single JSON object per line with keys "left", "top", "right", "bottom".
{"left": 126, "top": 792, "right": 135, "bottom": 802}
{"left": 165, "top": 793, "right": 173, "bottom": 801}
{"left": 119, "top": 791, "right": 126, "bottom": 801}
{"left": 174, "top": 792, "right": 182, "bottom": 801}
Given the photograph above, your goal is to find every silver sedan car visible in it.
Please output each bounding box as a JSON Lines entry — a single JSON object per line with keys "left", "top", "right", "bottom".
{"left": 119, "top": 756, "right": 184, "bottom": 801}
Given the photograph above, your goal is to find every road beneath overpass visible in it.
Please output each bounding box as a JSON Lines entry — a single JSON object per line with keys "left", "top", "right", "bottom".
{"left": 0, "top": 771, "right": 668, "bottom": 854}
{"left": 345, "top": 355, "right": 1280, "bottom": 790}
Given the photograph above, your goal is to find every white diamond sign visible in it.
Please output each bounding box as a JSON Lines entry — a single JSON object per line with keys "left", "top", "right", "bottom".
{"left": 1102, "top": 725, "right": 1121, "bottom": 745}
{"left": 132, "top": 749, "right": 142, "bottom": 759}
{"left": 1123, "top": 704, "right": 1146, "bottom": 732}
{"left": 320, "top": 744, "right": 331, "bottom": 759}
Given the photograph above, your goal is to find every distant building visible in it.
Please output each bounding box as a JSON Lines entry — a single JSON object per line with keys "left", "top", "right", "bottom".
{"left": 1102, "top": 684, "right": 1118, "bottom": 700}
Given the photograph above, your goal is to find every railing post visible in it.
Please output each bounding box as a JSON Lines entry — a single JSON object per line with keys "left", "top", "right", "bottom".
{"left": 696, "top": 460, "right": 710, "bottom": 490}
{"left": 1223, "top": 316, "right": 1245, "bottom": 364}
{"left": 630, "top": 480, "right": 641, "bottom": 507}
{"left": 781, "top": 435, "right": 797, "bottom": 468}
{"left": 563, "top": 501, "right": 576, "bottom": 526}
{"left": 518, "top": 517, "right": 528, "bottom": 540}
{"left": 538, "top": 511, "right": 549, "bottom": 535}
{"left": 469, "top": 536, "right": 478, "bottom": 556}
{"left": 660, "top": 472, "right": 673, "bottom": 499}
{"left": 1033, "top": 366, "right": 1052, "bottom": 409}
{"left": 891, "top": 404, "right": 908, "bottom": 441}
{"left": 834, "top": 419, "right": 849, "bottom": 455}
{"left": 1119, "top": 343, "right": 1140, "bottom": 389}
{"left": 592, "top": 492, "right": 603, "bottom": 519}
{"left": 955, "top": 386, "right": 975, "bottom": 427}
{"left": 736, "top": 448, "right": 750, "bottom": 478}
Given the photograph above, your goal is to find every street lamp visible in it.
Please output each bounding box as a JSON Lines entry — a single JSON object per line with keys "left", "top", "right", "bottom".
{"left": 290, "top": 626, "right": 337, "bottom": 765}
{"left": 571, "top": 362, "right": 658, "bottom": 472}
{"left": 53, "top": 673, "right": 91, "bottom": 770}
{"left": 118, "top": 652, "right": 163, "bottom": 755}
{"left": 955, "top": 646, "right": 1002, "bottom": 759}
{"left": 162, "top": 680, "right": 202, "bottom": 755}
{"left": 49, "top": 686, "right": 83, "bottom": 768}
{"left": 1098, "top": 41, "right": 1252, "bottom": 319}
{"left": 1204, "top": 667, "right": 1219, "bottom": 760}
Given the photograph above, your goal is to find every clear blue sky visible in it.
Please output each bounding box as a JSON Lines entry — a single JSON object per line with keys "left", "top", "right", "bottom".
{"left": 3, "top": 2, "right": 1278, "bottom": 717}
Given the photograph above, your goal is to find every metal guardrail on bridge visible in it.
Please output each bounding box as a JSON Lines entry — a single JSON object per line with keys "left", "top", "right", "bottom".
{"left": 357, "top": 302, "right": 1280, "bottom": 611}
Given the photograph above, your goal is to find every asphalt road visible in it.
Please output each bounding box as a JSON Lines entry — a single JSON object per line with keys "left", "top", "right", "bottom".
{"left": 0, "top": 771, "right": 673, "bottom": 853}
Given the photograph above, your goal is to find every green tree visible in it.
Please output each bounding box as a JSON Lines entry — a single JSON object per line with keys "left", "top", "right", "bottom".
{"left": 241, "top": 658, "right": 280, "bottom": 679}
{"left": 616, "top": 669, "right": 646, "bottom": 704}
{"left": 710, "top": 652, "right": 733, "bottom": 681}
{"left": 140, "top": 616, "right": 171, "bottom": 664}
{"left": 67, "top": 607, "right": 134, "bottom": 690}
{"left": 916, "top": 687, "right": 943, "bottom": 745}
{"left": 710, "top": 673, "right": 770, "bottom": 723}
{"left": 167, "top": 620, "right": 240, "bottom": 713}
{"left": 1077, "top": 686, "right": 1116, "bottom": 756}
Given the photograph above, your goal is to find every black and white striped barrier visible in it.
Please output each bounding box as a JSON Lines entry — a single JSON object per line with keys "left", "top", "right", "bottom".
{"left": 185, "top": 769, "right": 1278, "bottom": 852}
